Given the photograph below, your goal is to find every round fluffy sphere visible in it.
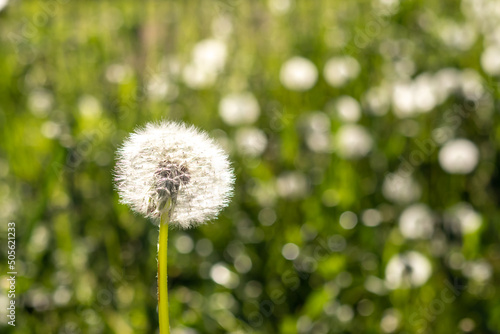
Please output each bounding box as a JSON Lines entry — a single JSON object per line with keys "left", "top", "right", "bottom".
{"left": 114, "top": 121, "right": 234, "bottom": 229}
{"left": 438, "top": 139, "right": 479, "bottom": 174}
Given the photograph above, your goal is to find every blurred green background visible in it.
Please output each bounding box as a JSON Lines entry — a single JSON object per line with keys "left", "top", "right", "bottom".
{"left": 1, "top": 0, "right": 500, "bottom": 333}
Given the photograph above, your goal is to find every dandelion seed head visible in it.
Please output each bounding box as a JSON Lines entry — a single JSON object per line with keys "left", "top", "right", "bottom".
{"left": 114, "top": 121, "right": 234, "bottom": 229}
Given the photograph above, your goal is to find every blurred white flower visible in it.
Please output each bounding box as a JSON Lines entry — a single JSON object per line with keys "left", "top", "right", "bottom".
{"left": 363, "top": 84, "right": 391, "bottom": 116}
{"left": 382, "top": 172, "right": 421, "bottom": 204}
{"left": 438, "top": 139, "right": 479, "bottom": 174}
{"left": 447, "top": 202, "right": 482, "bottom": 234}
{"left": 398, "top": 204, "right": 434, "bottom": 239}
{"left": 280, "top": 57, "right": 318, "bottom": 91}
{"left": 211, "top": 15, "right": 233, "bottom": 40}
{"left": 392, "top": 74, "right": 438, "bottom": 118}
{"left": 235, "top": 127, "right": 267, "bottom": 157}
{"left": 0, "top": 0, "right": 8, "bottom": 12}
{"left": 380, "top": 309, "right": 401, "bottom": 333}
{"left": 334, "top": 96, "right": 361, "bottom": 123}
{"left": 192, "top": 39, "right": 227, "bottom": 72}
{"left": 339, "top": 211, "right": 358, "bottom": 229}
{"left": 210, "top": 263, "right": 239, "bottom": 288}
{"left": 460, "top": 69, "right": 484, "bottom": 101}
{"left": 182, "top": 62, "right": 218, "bottom": 89}
{"left": 462, "top": 260, "right": 492, "bottom": 283}
{"left": 147, "top": 75, "right": 178, "bottom": 101}
{"left": 412, "top": 73, "right": 438, "bottom": 113}
{"left": 362, "top": 209, "right": 382, "bottom": 227}
{"left": 438, "top": 21, "right": 477, "bottom": 51}
{"left": 219, "top": 92, "right": 260, "bottom": 126}
{"left": 268, "top": 0, "right": 292, "bottom": 15}
{"left": 78, "top": 95, "right": 102, "bottom": 118}
{"left": 114, "top": 121, "right": 234, "bottom": 229}
{"left": 174, "top": 234, "right": 194, "bottom": 254}
{"left": 282, "top": 243, "right": 300, "bottom": 260}
{"left": 392, "top": 81, "right": 416, "bottom": 117}
{"left": 480, "top": 44, "right": 500, "bottom": 76}
{"left": 276, "top": 171, "right": 308, "bottom": 199}
{"left": 41, "top": 121, "right": 62, "bottom": 139}
{"left": 301, "top": 112, "right": 332, "bottom": 153}
{"left": 105, "top": 64, "right": 132, "bottom": 83}
{"left": 433, "top": 68, "right": 461, "bottom": 103}
{"left": 323, "top": 56, "right": 360, "bottom": 87}
{"left": 182, "top": 39, "right": 227, "bottom": 89}
{"left": 28, "top": 89, "right": 53, "bottom": 117}
{"left": 385, "top": 251, "right": 432, "bottom": 289}
{"left": 335, "top": 124, "right": 373, "bottom": 159}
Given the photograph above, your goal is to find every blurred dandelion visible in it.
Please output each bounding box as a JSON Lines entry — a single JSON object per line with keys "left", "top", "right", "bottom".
{"left": 182, "top": 39, "right": 227, "bottom": 89}
{"left": 438, "top": 139, "right": 479, "bottom": 174}
{"left": 323, "top": 56, "right": 360, "bottom": 87}
{"left": 398, "top": 204, "right": 434, "bottom": 239}
{"left": 280, "top": 56, "right": 318, "bottom": 91}
{"left": 481, "top": 45, "right": 500, "bottom": 76}
{"left": 333, "top": 95, "right": 362, "bottom": 123}
{"left": 446, "top": 202, "right": 482, "bottom": 234}
{"left": 335, "top": 124, "right": 373, "bottom": 159}
{"left": 219, "top": 92, "right": 260, "bottom": 126}
{"left": 382, "top": 172, "right": 421, "bottom": 204}
{"left": 234, "top": 127, "right": 267, "bottom": 157}
{"left": 385, "top": 251, "right": 432, "bottom": 289}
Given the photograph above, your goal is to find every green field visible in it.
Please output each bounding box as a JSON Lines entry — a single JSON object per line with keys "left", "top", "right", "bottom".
{"left": 1, "top": 0, "right": 499, "bottom": 333}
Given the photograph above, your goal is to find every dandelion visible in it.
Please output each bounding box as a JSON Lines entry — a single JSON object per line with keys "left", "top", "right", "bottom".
{"left": 398, "top": 203, "right": 434, "bottom": 239}
{"left": 446, "top": 202, "right": 482, "bottom": 234}
{"left": 335, "top": 124, "right": 373, "bottom": 159}
{"left": 114, "top": 120, "right": 234, "bottom": 333}
{"left": 219, "top": 92, "right": 260, "bottom": 126}
{"left": 481, "top": 44, "right": 500, "bottom": 76}
{"left": 323, "top": 56, "right": 360, "bottom": 87}
{"left": 333, "top": 95, "right": 362, "bottom": 123}
{"left": 438, "top": 139, "right": 479, "bottom": 174}
{"left": 385, "top": 251, "right": 432, "bottom": 289}
{"left": 382, "top": 172, "right": 421, "bottom": 204}
{"left": 234, "top": 127, "right": 268, "bottom": 157}
{"left": 279, "top": 56, "right": 318, "bottom": 91}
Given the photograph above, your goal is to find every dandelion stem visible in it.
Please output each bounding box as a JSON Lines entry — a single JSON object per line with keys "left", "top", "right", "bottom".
{"left": 158, "top": 211, "right": 170, "bottom": 334}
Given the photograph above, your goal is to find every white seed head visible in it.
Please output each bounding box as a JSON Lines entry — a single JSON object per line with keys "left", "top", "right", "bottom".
{"left": 114, "top": 121, "right": 234, "bottom": 229}
{"left": 280, "top": 56, "right": 318, "bottom": 91}
{"left": 438, "top": 138, "right": 479, "bottom": 174}
{"left": 385, "top": 251, "right": 432, "bottom": 289}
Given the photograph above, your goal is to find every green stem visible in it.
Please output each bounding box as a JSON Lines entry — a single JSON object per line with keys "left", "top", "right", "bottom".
{"left": 158, "top": 212, "right": 170, "bottom": 333}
